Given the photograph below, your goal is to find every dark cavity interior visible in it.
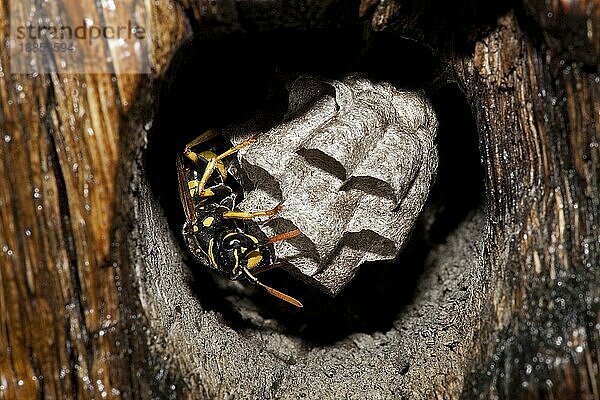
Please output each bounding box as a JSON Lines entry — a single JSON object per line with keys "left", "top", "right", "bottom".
{"left": 147, "top": 25, "right": 483, "bottom": 344}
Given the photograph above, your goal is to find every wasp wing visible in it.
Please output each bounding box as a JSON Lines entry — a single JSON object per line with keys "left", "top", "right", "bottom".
{"left": 176, "top": 155, "right": 197, "bottom": 222}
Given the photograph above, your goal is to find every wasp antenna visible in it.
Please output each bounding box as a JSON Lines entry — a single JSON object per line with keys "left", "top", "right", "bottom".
{"left": 243, "top": 267, "right": 303, "bottom": 308}
{"left": 260, "top": 203, "right": 285, "bottom": 225}
{"left": 267, "top": 229, "right": 301, "bottom": 244}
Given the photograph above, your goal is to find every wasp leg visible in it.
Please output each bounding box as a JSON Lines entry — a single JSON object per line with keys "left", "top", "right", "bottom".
{"left": 193, "top": 158, "right": 219, "bottom": 197}
{"left": 186, "top": 135, "right": 258, "bottom": 197}
{"left": 184, "top": 130, "right": 220, "bottom": 166}
{"left": 215, "top": 136, "right": 256, "bottom": 161}
{"left": 243, "top": 266, "right": 303, "bottom": 308}
{"left": 222, "top": 203, "right": 283, "bottom": 220}
{"left": 183, "top": 129, "right": 219, "bottom": 158}
{"left": 267, "top": 229, "right": 302, "bottom": 244}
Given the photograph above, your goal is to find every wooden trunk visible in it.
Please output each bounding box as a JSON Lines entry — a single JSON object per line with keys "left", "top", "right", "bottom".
{"left": 0, "top": 1, "right": 598, "bottom": 398}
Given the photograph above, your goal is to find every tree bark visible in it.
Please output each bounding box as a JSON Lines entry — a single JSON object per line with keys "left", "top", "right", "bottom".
{"left": 0, "top": 1, "right": 598, "bottom": 399}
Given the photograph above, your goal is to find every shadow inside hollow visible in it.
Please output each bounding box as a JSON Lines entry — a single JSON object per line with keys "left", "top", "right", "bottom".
{"left": 239, "top": 231, "right": 432, "bottom": 345}
{"left": 147, "top": 25, "right": 482, "bottom": 343}
{"left": 297, "top": 148, "right": 347, "bottom": 181}
{"left": 340, "top": 176, "right": 398, "bottom": 202}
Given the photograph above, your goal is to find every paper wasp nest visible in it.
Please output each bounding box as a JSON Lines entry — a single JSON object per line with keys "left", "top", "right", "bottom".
{"left": 227, "top": 75, "right": 438, "bottom": 295}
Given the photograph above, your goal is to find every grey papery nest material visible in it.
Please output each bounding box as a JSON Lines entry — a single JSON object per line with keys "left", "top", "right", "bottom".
{"left": 227, "top": 74, "right": 438, "bottom": 295}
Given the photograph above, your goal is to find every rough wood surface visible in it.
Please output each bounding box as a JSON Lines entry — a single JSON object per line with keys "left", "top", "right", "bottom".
{"left": 0, "top": 0, "right": 189, "bottom": 398}
{"left": 453, "top": 9, "right": 600, "bottom": 399}
{"left": 0, "top": 0, "right": 598, "bottom": 399}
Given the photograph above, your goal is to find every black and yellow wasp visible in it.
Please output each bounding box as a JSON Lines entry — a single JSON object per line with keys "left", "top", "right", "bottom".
{"left": 176, "top": 129, "right": 303, "bottom": 307}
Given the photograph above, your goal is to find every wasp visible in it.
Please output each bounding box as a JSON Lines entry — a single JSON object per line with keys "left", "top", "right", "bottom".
{"left": 177, "top": 129, "right": 303, "bottom": 307}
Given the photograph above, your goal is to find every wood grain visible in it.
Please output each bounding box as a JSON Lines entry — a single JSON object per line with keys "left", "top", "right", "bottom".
{"left": 0, "top": 0, "right": 188, "bottom": 398}
{"left": 454, "top": 11, "right": 600, "bottom": 399}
